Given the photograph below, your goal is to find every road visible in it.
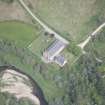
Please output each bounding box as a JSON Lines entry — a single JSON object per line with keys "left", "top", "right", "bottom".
{"left": 18, "top": 0, "right": 69, "bottom": 44}
{"left": 19, "top": 0, "right": 105, "bottom": 54}
{"left": 78, "top": 22, "right": 105, "bottom": 49}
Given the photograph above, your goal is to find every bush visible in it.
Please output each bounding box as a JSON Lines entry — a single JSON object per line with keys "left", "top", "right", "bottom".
{"left": 67, "top": 41, "right": 81, "bottom": 56}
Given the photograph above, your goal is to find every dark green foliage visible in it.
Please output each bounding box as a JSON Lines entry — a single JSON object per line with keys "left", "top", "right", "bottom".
{"left": 0, "top": 21, "right": 105, "bottom": 105}
{"left": 67, "top": 41, "right": 81, "bottom": 56}
{"left": 85, "top": 28, "right": 105, "bottom": 60}
{"left": 0, "top": 93, "right": 34, "bottom": 105}
{"left": 0, "top": 38, "right": 105, "bottom": 105}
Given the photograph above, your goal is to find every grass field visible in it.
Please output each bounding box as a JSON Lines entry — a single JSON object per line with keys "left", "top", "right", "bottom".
{"left": 28, "top": 32, "right": 77, "bottom": 68}
{"left": 25, "top": 0, "right": 105, "bottom": 43}
{"left": 0, "top": 21, "right": 71, "bottom": 102}
{"left": 28, "top": 33, "right": 56, "bottom": 57}
{"left": 85, "top": 29, "right": 105, "bottom": 59}
{"left": 0, "top": 21, "right": 40, "bottom": 47}
{"left": 1, "top": 0, "right": 105, "bottom": 104}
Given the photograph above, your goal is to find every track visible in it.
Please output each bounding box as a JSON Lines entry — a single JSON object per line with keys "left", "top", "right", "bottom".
{"left": 18, "top": 0, "right": 69, "bottom": 44}
{"left": 78, "top": 22, "right": 105, "bottom": 49}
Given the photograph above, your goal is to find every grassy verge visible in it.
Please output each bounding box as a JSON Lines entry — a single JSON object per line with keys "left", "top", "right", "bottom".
{"left": 24, "top": 0, "right": 105, "bottom": 43}
{"left": 0, "top": 21, "right": 72, "bottom": 103}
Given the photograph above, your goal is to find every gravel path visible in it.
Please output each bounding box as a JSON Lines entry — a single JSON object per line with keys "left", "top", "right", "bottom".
{"left": 18, "top": 0, "right": 69, "bottom": 44}
{"left": 78, "top": 22, "right": 105, "bottom": 49}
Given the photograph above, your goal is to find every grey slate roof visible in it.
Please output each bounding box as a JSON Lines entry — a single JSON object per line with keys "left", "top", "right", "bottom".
{"left": 47, "top": 40, "right": 65, "bottom": 57}
{"left": 55, "top": 55, "right": 67, "bottom": 66}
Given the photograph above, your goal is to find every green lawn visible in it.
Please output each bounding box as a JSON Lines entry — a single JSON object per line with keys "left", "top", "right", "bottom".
{"left": 28, "top": 33, "right": 56, "bottom": 57}
{"left": 28, "top": 32, "right": 78, "bottom": 68}
{"left": 85, "top": 29, "right": 105, "bottom": 60}
{"left": 3, "top": 53, "right": 65, "bottom": 100}
{"left": 0, "top": 21, "right": 70, "bottom": 102}
{"left": 0, "top": 18, "right": 104, "bottom": 104}
{"left": 0, "top": 21, "right": 40, "bottom": 47}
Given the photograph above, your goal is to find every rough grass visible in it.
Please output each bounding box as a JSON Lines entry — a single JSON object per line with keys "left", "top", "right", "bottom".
{"left": 0, "top": 21, "right": 69, "bottom": 102}
{"left": 28, "top": 32, "right": 77, "bottom": 68}
{"left": 85, "top": 29, "right": 105, "bottom": 60}
{"left": 0, "top": 21, "right": 40, "bottom": 47}
{"left": 92, "top": 30, "right": 105, "bottom": 59}
{"left": 25, "top": 0, "right": 105, "bottom": 43}
{"left": 28, "top": 33, "right": 56, "bottom": 57}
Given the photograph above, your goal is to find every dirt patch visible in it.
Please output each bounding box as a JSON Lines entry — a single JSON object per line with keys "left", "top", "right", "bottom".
{"left": 0, "top": 1, "right": 32, "bottom": 23}
{"left": 0, "top": 69, "right": 40, "bottom": 105}
{"left": 0, "top": 66, "right": 48, "bottom": 105}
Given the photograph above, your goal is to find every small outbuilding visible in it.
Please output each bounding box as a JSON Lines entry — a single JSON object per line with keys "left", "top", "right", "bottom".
{"left": 54, "top": 55, "right": 67, "bottom": 67}
{"left": 43, "top": 39, "right": 68, "bottom": 67}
